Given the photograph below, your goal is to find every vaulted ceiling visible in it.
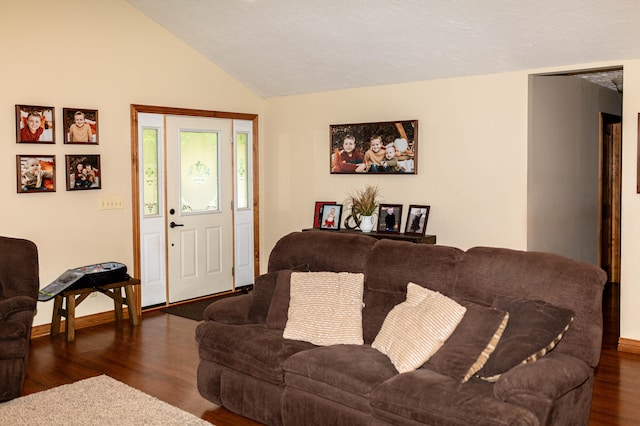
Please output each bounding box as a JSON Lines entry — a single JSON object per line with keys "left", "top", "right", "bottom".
{"left": 127, "top": 0, "right": 640, "bottom": 98}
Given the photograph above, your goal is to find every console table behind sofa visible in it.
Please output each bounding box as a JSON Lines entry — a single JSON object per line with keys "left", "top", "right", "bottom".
{"left": 302, "top": 228, "right": 436, "bottom": 244}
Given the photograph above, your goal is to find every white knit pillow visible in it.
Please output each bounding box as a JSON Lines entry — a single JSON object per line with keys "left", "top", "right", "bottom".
{"left": 283, "top": 272, "right": 365, "bottom": 346}
{"left": 372, "top": 283, "right": 467, "bottom": 373}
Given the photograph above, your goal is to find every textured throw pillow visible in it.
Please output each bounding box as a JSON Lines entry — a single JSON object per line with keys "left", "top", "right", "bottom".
{"left": 372, "top": 283, "right": 467, "bottom": 374}
{"left": 282, "top": 272, "right": 365, "bottom": 346}
{"left": 477, "top": 296, "right": 575, "bottom": 382}
{"left": 424, "top": 300, "right": 509, "bottom": 383}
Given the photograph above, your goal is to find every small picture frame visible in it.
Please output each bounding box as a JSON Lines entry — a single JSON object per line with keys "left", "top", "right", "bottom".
{"left": 17, "top": 155, "right": 56, "bottom": 193}
{"left": 15, "top": 105, "right": 55, "bottom": 144}
{"left": 377, "top": 204, "right": 403, "bottom": 233}
{"left": 319, "top": 204, "right": 343, "bottom": 230}
{"left": 314, "top": 201, "right": 336, "bottom": 228}
{"left": 66, "top": 155, "right": 101, "bottom": 190}
{"left": 404, "top": 205, "right": 431, "bottom": 236}
{"left": 63, "top": 108, "right": 99, "bottom": 144}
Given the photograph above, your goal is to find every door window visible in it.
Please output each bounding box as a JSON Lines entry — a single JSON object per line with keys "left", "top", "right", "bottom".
{"left": 236, "top": 132, "right": 249, "bottom": 210}
{"left": 142, "top": 128, "right": 160, "bottom": 217}
{"left": 180, "top": 130, "right": 219, "bottom": 213}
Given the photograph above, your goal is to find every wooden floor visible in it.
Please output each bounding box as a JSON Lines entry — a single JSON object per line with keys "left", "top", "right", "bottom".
{"left": 22, "top": 282, "right": 639, "bottom": 425}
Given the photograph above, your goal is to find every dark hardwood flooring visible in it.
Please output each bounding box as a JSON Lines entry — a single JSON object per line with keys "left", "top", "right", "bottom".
{"left": 22, "top": 282, "right": 639, "bottom": 425}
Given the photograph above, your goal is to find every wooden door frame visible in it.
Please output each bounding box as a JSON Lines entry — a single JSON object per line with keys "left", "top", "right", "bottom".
{"left": 130, "top": 104, "right": 260, "bottom": 310}
{"left": 598, "top": 112, "right": 621, "bottom": 283}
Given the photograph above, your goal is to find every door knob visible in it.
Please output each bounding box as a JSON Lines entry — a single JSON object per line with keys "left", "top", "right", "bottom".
{"left": 169, "top": 221, "right": 184, "bottom": 228}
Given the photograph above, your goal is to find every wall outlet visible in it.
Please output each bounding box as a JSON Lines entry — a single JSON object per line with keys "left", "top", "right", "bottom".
{"left": 99, "top": 196, "right": 124, "bottom": 210}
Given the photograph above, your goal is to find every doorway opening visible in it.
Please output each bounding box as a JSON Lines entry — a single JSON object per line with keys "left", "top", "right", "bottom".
{"left": 528, "top": 66, "right": 622, "bottom": 343}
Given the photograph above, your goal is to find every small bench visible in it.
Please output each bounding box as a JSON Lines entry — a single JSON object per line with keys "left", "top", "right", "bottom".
{"left": 50, "top": 278, "right": 141, "bottom": 342}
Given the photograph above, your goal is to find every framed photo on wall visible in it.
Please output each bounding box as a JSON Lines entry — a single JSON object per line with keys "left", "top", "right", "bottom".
{"left": 314, "top": 201, "right": 336, "bottom": 228}
{"left": 63, "top": 108, "right": 99, "bottom": 144}
{"left": 377, "top": 204, "right": 403, "bottom": 233}
{"left": 15, "top": 105, "right": 55, "bottom": 144}
{"left": 66, "top": 155, "right": 101, "bottom": 190}
{"left": 319, "top": 204, "right": 343, "bottom": 230}
{"left": 16, "top": 155, "right": 56, "bottom": 193}
{"left": 404, "top": 205, "right": 431, "bottom": 236}
{"left": 330, "top": 120, "right": 417, "bottom": 174}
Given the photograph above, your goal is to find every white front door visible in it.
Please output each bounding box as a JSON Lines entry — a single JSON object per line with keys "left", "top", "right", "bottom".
{"left": 165, "top": 116, "right": 233, "bottom": 303}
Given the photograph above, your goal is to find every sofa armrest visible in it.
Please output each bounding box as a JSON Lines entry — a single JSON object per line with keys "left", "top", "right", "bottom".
{"left": 494, "top": 352, "right": 591, "bottom": 402}
{"left": 0, "top": 295, "right": 37, "bottom": 322}
{"left": 202, "top": 294, "right": 253, "bottom": 324}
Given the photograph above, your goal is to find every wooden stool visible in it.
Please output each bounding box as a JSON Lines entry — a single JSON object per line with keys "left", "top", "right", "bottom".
{"left": 50, "top": 278, "right": 141, "bottom": 342}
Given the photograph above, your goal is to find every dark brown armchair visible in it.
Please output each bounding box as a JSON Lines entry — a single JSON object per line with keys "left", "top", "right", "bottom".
{"left": 0, "top": 236, "right": 39, "bottom": 402}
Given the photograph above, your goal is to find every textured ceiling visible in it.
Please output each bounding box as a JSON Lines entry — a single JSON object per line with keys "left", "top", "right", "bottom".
{"left": 126, "top": 0, "right": 640, "bottom": 98}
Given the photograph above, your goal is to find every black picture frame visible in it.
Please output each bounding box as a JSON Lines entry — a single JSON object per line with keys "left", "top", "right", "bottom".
{"left": 17, "top": 155, "right": 56, "bottom": 193}
{"left": 319, "top": 204, "right": 343, "bottom": 230}
{"left": 66, "top": 155, "right": 101, "bottom": 190}
{"left": 404, "top": 205, "right": 431, "bottom": 236}
{"left": 63, "top": 108, "right": 99, "bottom": 144}
{"left": 377, "top": 204, "right": 403, "bottom": 233}
{"left": 314, "top": 201, "right": 336, "bottom": 228}
{"left": 330, "top": 120, "right": 417, "bottom": 174}
{"left": 15, "top": 105, "right": 55, "bottom": 144}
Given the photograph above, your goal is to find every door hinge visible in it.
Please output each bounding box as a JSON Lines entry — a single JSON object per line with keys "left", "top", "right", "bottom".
{"left": 232, "top": 267, "right": 235, "bottom": 277}
{"left": 231, "top": 200, "right": 234, "bottom": 210}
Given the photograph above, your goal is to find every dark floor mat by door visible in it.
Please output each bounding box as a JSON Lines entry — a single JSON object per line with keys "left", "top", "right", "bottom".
{"left": 159, "top": 290, "right": 246, "bottom": 321}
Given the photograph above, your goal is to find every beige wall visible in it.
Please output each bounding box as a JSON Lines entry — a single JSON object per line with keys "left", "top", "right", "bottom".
{"left": 3, "top": 1, "right": 640, "bottom": 345}
{"left": 263, "top": 72, "right": 530, "bottom": 254}
{"left": 1, "top": 0, "right": 264, "bottom": 326}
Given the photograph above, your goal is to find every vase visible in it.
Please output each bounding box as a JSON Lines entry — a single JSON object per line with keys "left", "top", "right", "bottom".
{"left": 359, "top": 215, "right": 375, "bottom": 233}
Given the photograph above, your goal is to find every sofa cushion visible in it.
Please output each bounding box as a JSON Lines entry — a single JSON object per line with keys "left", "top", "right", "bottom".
{"left": 370, "top": 369, "right": 539, "bottom": 426}
{"left": 451, "top": 246, "right": 607, "bottom": 369}
{"left": 477, "top": 296, "right": 575, "bottom": 381}
{"left": 362, "top": 241, "right": 464, "bottom": 344}
{"left": 195, "top": 322, "right": 315, "bottom": 384}
{"left": 372, "top": 283, "right": 466, "bottom": 373}
{"left": 424, "top": 300, "right": 508, "bottom": 383}
{"left": 283, "top": 272, "right": 364, "bottom": 346}
{"left": 267, "top": 231, "right": 376, "bottom": 273}
{"left": 265, "top": 269, "right": 297, "bottom": 329}
{"left": 283, "top": 344, "right": 397, "bottom": 413}
{"left": 247, "top": 264, "right": 309, "bottom": 323}
{"left": 493, "top": 352, "right": 592, "bottom": 403}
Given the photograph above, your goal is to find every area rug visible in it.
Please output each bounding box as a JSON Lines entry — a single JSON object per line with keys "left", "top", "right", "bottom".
{"left": 0, "top": 375, "right": 210, "bottom": 425}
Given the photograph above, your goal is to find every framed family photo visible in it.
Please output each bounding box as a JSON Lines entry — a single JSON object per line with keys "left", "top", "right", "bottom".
{"left": 330, "top": 120, "right": 417, "bottom": 174}
{"left": 16, "top": 155, "right": 56, "bottom": 193}
{"left": 66, "top": 155, "right": 101, "bottom": 190}
{"left": 314, "top": 201, "right": 336, "bottom": 228}
{"left": 377, "top": 204, "right": 403, "bottom": 233}
{"left": 404, "top": 205, "right": 431, "bottom": 236}
{"left": 15, "top": 105, "right": 55, "bottom": 144}
{"left": 319, "top": 204, "right": 343, "bottom": 230}
{"left": 63, "top": 108, "right": 99, "bottom": 144}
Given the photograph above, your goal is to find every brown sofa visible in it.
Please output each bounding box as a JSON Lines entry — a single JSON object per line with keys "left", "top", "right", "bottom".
{"left": 196, "top": 231, "right": 607, "bottom": 425}
{"left": 0, "top": 236, "right": 39, "bottom": 402}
